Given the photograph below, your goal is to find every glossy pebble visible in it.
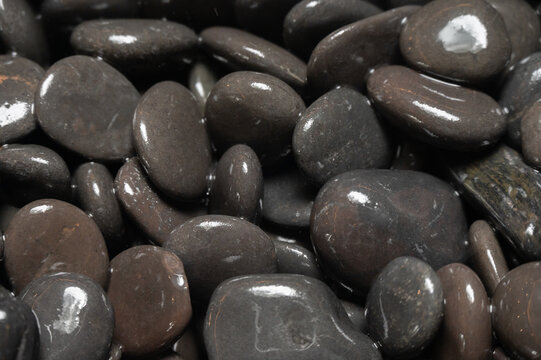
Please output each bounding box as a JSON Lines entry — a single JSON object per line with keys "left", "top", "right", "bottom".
{"left": 340, "top": 300, "right": 366, "bottom": 332}
{"left": 273, "top": 239, "right": 321, "bottom": 279}
{"left": 521, "top": 100, "right": 541, "bottom": 169}
{"left": 188, "top": 61, "right": 217, "bottom": 112}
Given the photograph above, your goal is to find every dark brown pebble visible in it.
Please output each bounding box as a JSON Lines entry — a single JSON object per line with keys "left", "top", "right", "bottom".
{"left": 134, "top": 81, "right": 212, "bottom": 200}
{"left": 293, "top": 86, "right": 393, "bottom": 185}
{"left": 0, "top": 55, "right": 44, "bottom": 144}
{"left": 307, "top": 6, "right": 419, "bottom": 94}
{"left": 0, "top": 286, "right": 38, "bottom": 360}
{"left": 311, "top": 169, "right": 469, "bottom": 293}
{"left": 521, "top": 100, "right": 541, "bottom": 168}
{"left": 41, "top": 0, "right": 139, "bottom": 25}
{"left": 499, "top": 52, "right": 541, "bottom": 148}
{"left": 200, "top": 27, "right": 307, "bottom": 91}
{"left": 492, "top": 262, "right": 541, "bottom": 359}
{"left": 367, "top": 65, "right": 506, "bottom": 150}
{"left": 107, "top": 245, "right": 192, "bottom": 357}
{"left": 4, "top": 199, "right": 109, "bottom": 293}
{"left": 71, "top": 19, "right": 198, "bottom": 71}
{"left": 164, "top": 215, "right": 277, "bottom": 300}
{"left": 366, "top": 256, "right": 443, "bottom": 359}
{"left": 445, "top": 144, "right": 541, "bottom": 261}
{"left": 283, "top": 0, "right": 382, "bottom": 60}
{"left": 263, "top": 167, "right": 316, "bottom": 228}
{"left": 400, "top": 0, "right": 511, "bottom": 83}
{"left": 205, "top": 71, "right": 305, "bottom": 166}
{"left": 72, "top": 162, "right": 125, "bottom": 244}
{"left": 340, "top": 300, "right": 366, "bottom": 332}
{"left": 0, "top": 0, "right": 49, "bottom": 64}
{"left": 0, "top": 144, "right": 71, "bottom": 203}
{"left": 115, "top": 158, "right": 206, "bottom": 245}
{"left": 432, "top": 263, "right": 491, "bottom": 360}
{"left": 205, "top": 274, "right": 382, "bottom": 360}
{"left": 469, "top": 220, "right": 508, "bottom": 295}
{"left": 209, "top": 144, "right": 263, "bottom": 221}
{"left": 19, "top": 272, "right": 114, "bottom": 360}
{"left": 36, "top": 55, "right": 140, "bottom": 161}
{"left": 273, "top": 239, "right": 321, "bottom": 279}
{"left": 188, "top": 61, "right": 217, "bottom": 112}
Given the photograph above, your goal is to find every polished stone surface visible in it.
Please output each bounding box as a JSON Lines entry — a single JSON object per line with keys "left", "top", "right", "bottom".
{"left": 521, "top": 100, "right": 541, "bottom": 169}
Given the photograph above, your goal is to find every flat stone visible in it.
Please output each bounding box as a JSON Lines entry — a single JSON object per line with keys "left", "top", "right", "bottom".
{"left": 367, "top": 65, "right": 506, "bottom": 150}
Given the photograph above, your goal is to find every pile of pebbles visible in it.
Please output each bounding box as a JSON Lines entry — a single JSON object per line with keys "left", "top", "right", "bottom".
{"left": 1, "top": 0, "right": 541, "bottom": 359}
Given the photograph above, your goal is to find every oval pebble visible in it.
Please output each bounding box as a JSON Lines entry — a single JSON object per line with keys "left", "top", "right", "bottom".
{"left": 273, "top": 239, "right": 321, "bottom": 279}
{"left": 293, "top": 86, "right": 393, "bottom": 185}
{"left": 492, "top": 262, "right": 541, "bottom": 360}
{"left": 205, "top": 274, "right": 382, "bottom": 360}
{"left": 0, "top": 55, "right": 44, "bottom": 144}
{"left": 399, "top": 0, "right": 511, "bottom": 83}
{"left": 311, "top": 169, "right": 469, "bottom": 293}
{"left": 188, "top": 61, "right": 217, "bottom": 112}
{"left": 200, "top": 27, "right": 307, "bottom": 91}
{"left": 71, "top": 19, "right": 198, "bottom": 71}
{"left": 134, "top": 81, "right": 212, "bottom": 200}
{"left": 20, "top": 272, "right": 114, "bottom": 360}
{"left": 107, "top": 245, "right": 192, "bottom": 357}
{"left": 36, "top": 55, "right": 140, "bottom": 161}
{"left": 164, "top": 215, "right": 277, "bottom": 300}
{"left": 4, "top": 199, "right": 109, "bottom": 293}
{"left": 209, "top": 144, "right": 263, "bottom": 222}
{"left": 367, "top": 65, "right": 506, "bottom": 151}
{"left": 366, "top": 256, "right": 443, "bottom": 359}
{"left": 205, "top": 71, "right": 305, "bottom": 166}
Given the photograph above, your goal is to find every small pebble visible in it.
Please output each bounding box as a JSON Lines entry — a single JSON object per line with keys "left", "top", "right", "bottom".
{"left": 340, "top": 300, "right": 367, "bottom": 332}
{"left": 521, "top": 100, "right": 541, "bottom": 169}
{"left": 273, "top": 239, "right": 321, "bottom": 279}
{"left": 188, "top": 61, "right": 217, "bottom": 112}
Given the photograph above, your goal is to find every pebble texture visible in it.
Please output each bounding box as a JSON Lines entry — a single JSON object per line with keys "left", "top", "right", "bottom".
{"left": 188, "top": 61, "right": 217, "bottom": 112}
{"left": 273, "top": 239, "right": 321, "bottom": 279}
{"left": 521, "top": 100, "right": 541, "bottom": 169}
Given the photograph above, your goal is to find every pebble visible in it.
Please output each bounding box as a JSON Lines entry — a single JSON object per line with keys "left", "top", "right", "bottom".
{"left": 204, "top": 274, "right": 382, "bottom": 360}
{"left": 205, "top": 71, "right": 305, "bottom": 166}
{"left": 366, "top": 256, "right": 444, "bottom": 359}
{"left": 391, "top": 140, "right": 428, "bottom": 171}
{"left": 387, "top": 0, "right": 430, "bottom": 5}
{"left": 41, "top": 0, "right": 139, "bottom": 25}
{"left": 399, "top": 0, "right": 511, "bottom": 83}
{"left": 19, "top": 272, "right": 114, "bottom": 360}
{"left": 307, "top": 6, "right": 419, "bottom": 93}
{"left": 432, "top": 263, "right": 492, "bottom": 360}
{"left": 469, "top": 220, "right": 509, "bottom": 295}
{"left": 188, "top": 61, "right": 217, "bottom": 112}
{"left": 36, "top": 55, "right": 140, "bottom": 161}
{"left": 340, "top": 300, "right": 366, "bottom": 332}
{"left": 164, "top": 215, "right": 277, "bottom": 300}
{"left": 521, "top": 100, "right": 541, "bottom": 169}
{"left": 107, "top": 245, "right": 192, "bottom": 357}
{"left": 0, "top": 144, "right": 71, "bottom": 204}
{"left": 492, "top": 262, "right": 541, "bottom": 360}
{"left": 0, "top": 55, "right": 44, "bottom": 144}
{"left": 367, "top": 65, "right": 506, "bottom": 150}
{"left": 273, "top": 239, "right": 321, "bottom": 279}
{"left": 311, "top": 169, "right": 469, "bottom": 293}
{"left": 446, "top": 144, "right": 541, "bottom": 260}
{"left": 71, "top": 19, "right": 198, "bottom": 71}
{"left": 283, "top": 0, "right": 382, "bottom": 60}
{"left": 3, "top": 199, "right": 109, "bottom": 293}
{"left": 200, "top": 27, "right": 307, "bottom": 91}
{"left": 134, "top": 81, "right": 212, "bottom": 200}
{"left": 0, "top": 286, "right": 38, "bottom": 360}
{"left": 293, "top": 86, "right": 393, "bottom": 185}
{"left": 209, "top": 144, "right": 263, "bottom": 221}
{"left": 115, "top": 158, "right": 206, "bottom": 245}
{"left": 72, "top": 162, "right": 125, "bottom": 245}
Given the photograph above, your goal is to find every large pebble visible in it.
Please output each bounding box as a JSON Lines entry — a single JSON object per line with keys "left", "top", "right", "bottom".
{"left": 204, "top": 274, "right": 382, "bottom": 360}
{"left": 41, "top": 0, "right": 139, "bottom": 25}
{"left": 107, "top": 245, "right": 192, "bottom": 357}
{"left": 19, "top": 272, "right": 114, "bottom": 360}
{"left": 134, "top": 81, "right": 211, "bottom": 200}
{"left": 164, "top": 215, "right": 277, "bottom": 300}
{"left": 115, "top": 158, "right": 205, "bottom": 245}
{"left": 307, "top": 6, "right": 419, "bottom": 93}
{"left": 205, "top": 71, "right": 305, "bottom": 166}
{"left": 311, "top": 169, "right": 469, "bottom": 293}
{"left": 4, "top": 199, "right": 109, "bottom": 293}
{"left": 71, "top": 19, "right": 198, "bottom": 71}
{"left": 492, "top": 262, "right": 541, "bottom": 359}
{"left": 445, "top": 144, "right": 541, "bottom": 261}
{"left": 367, "top": 65, "right": 506, "bottom": 150}
{"left": 432, "top": 263, "right": 492, "bottom": 360}
{"left": 293, "top": 86, "right": 393, "bottom": 185}
{"left": 36, "top": 55, "right": 140, "bottom": 161}
{"left": 209, "top": 144, "right": 263, "bottom": 221}
{"left": 400, "top": 0, "right": 511, "bottom": 83}
{"left": 0, "top": 144, "right": 71, "bottom": 204}
{"left": 0, "top": 55, "right": 44, "bottom": 144}
{"left": 366, "top": 256, "right": 443, "bottom": 359}
{"left": 200, "top": 27, "right": 307, "bottom": 91}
